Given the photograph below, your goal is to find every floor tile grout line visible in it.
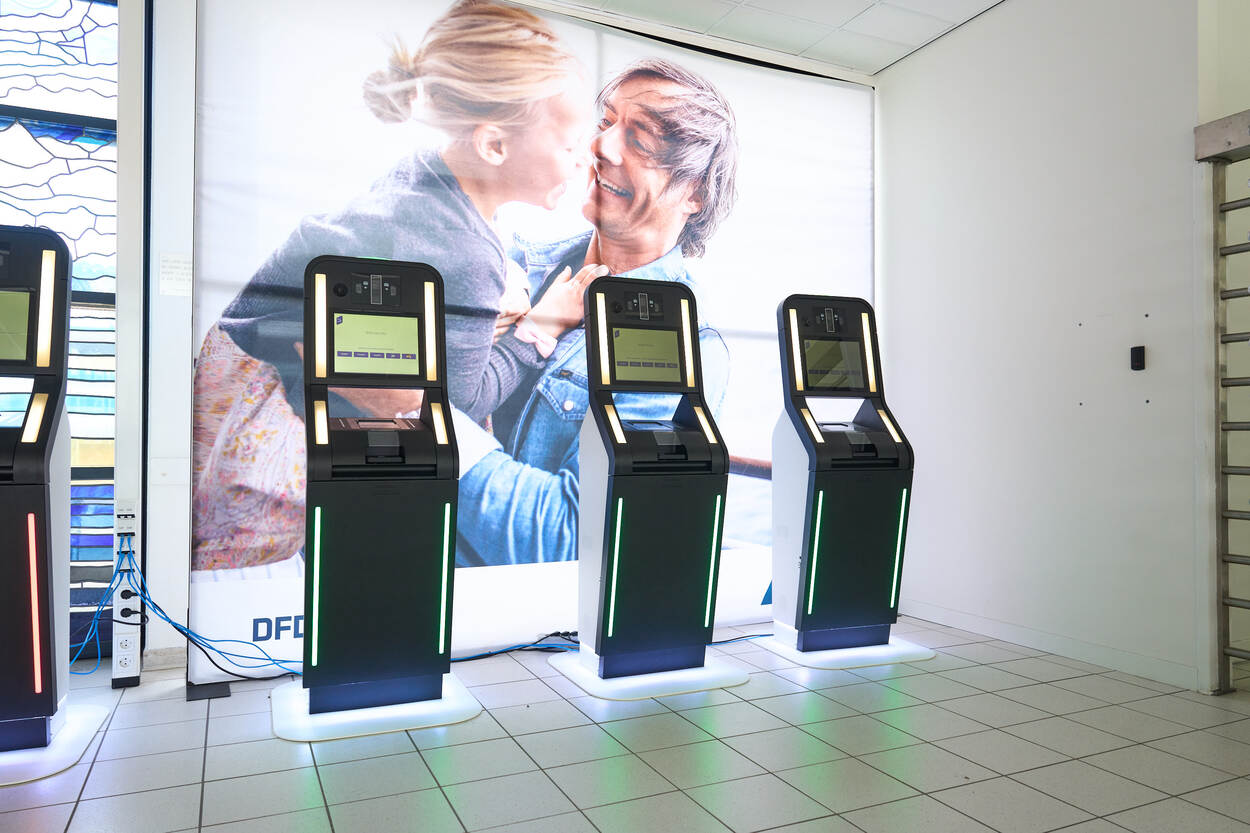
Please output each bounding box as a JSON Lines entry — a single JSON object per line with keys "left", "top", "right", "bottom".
{"left": 310, "top": 748, "right": 337, "bottom": 833}
{"left": 61, "top": 685, "right": 127, "bottom": 833}
{"left": 196, "top": 699, "right": 210, "bottom": 832}
{"left": 1172, "top": 790, "right": 1250, "bottom": 828}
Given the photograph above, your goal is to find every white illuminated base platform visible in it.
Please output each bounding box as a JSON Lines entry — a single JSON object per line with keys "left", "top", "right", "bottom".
{"left": 549, "top": 650, "right": 749, "bottom": 701}
{"left": 757, "top": 635, "right": 934, "bottom": 669}
{"left": 271, "top": 675, "right": 481, "bottom": 742}
{"left": 0, "top": 704, "right": 109, "bottom": 786}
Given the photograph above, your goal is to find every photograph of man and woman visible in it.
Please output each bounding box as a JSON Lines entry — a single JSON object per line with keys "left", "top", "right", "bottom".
{"left": 190, "top": 0, "right": 873, "bottom": 583}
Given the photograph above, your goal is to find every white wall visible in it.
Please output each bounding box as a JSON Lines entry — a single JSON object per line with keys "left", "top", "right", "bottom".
{"left": 876, "top": 0, "right": 1215, "bottom": 688}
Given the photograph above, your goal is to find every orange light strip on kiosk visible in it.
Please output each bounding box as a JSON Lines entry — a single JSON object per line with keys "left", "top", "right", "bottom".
{"left": 680, "top": 299, "right": 695, "bottom": 388}
{"left": 693, "top": 406, "right": 717, "bottom": 445}
{"left": 877, "top": 409, "right": 902, "bottom": 443}
{"left": 861, "top": 312, "right": 877, "bottom": 393}
{"left": 788, "top": 308, "right": 803, "bottom": 392}
{"left": 603, "top": 404, "right": 627, "bottom": 445}
{"left": 21, "top": 393, "right": 48, "bottom": 444}
{"left": 313, "top": 273, "right": 327, "bottom": 379}
{"left": 425, "top": 281, "right": 438, "bottom": 382}
{"left": 429, "top": 402, "right": 448, "bottom": 445}
{"left": 596, "top": 293, "right": 610, "bottom": 386}
{"left": 800, "top": 406, "right": 824, "bottom": 444}
{"left": 313, "top": 400, "right": 328, "bottom": 445}
{"left": 35, "top": 250, "right": 55, "bottom": 367}
{"left": 27, "top": 513, "right": 42, "bottom": 694}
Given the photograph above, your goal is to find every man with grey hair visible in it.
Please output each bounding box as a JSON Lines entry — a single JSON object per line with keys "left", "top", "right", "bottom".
{"left": 451, "top": 58, "right": 740, "bottom": 566}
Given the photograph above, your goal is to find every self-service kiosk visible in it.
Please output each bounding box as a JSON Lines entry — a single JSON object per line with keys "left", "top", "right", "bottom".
{"left": 573, "top": 276, "right": 735, "bottom": 684}
{"left": 0, "top": 226, "right": 70, "bottom": 753}
{"left": 299, "top": 257, "right": 458, "bottom": 714}
{"left": 771, "top": 295, "right": 915, "bottom": 655}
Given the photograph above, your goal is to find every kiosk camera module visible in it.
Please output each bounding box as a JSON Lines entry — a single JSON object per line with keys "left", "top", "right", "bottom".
{"left": 0, "top": 226, "right": 70, "bottom": 751}
{"left": 772, "top": 295, "right": 914, "bottom": 652}
{"left": 301, "top": 259, "right": 457, "bottom": 714}
{"left": 577, "top": 277, "right": 729, "bottom": 678}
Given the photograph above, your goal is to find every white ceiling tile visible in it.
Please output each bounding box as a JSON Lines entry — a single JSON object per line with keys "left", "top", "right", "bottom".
{"left": 885, "top": 0, "right": 999, "bottom": 24}
{"left": 842, "top": 2, "right": 952, "bottom": 46}
{"left": 600, "top": 0, "right": 736, "bottom": 33}
{"left": 801, "top": 28, "right": 913, "bottom": 73}
{"left": 706, "top": 6, "right": 833, "bottom": 55}
{"left": 743, "top": 0, "right": 874, "bottom": 28}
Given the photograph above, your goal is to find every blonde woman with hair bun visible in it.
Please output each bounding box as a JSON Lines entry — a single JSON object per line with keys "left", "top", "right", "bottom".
{"left": 191, "top": 0, "right": 603, "bottom": 571}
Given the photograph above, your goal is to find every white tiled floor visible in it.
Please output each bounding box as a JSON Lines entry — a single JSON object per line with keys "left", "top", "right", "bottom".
{"left": 4, "top": 618, "right": 1250, "bottom": 833}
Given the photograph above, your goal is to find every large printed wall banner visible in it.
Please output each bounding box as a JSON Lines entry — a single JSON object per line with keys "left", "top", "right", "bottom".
{"left": 190, "top": 0, "right": 873, "bottom": 682}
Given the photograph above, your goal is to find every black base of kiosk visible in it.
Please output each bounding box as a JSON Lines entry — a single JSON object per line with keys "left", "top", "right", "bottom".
{"left": 797, "top": 624, "right": 891, "bottom": 652}
{"left": 0, "top": 718, "right": 50, "bottom": 752}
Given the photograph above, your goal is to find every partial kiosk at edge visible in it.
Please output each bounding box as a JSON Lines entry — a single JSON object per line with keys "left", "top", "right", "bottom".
{"left": 300, "top": 257, "right": 458, "bottom": 713}
{"left": 0, "top": 226, "right": 71, "bottom": 752}
{"left": 576, "top": 276, "right": 729, "bottom": 679}
{"left": 771, "top": 295, "right": 913, "bottom": 652}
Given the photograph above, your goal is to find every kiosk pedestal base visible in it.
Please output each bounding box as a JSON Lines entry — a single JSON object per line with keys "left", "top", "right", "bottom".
{"left": 270, "top": 676, "right": 480, "bottom": 742}
{"left": 757, "top": 634, "right": 934, "bottom": 670}
{"left": 549, "top": 650, "right": 748, "bottom": 701}
{"left": 0, "top": 704, "right": 109, "bottom": 786}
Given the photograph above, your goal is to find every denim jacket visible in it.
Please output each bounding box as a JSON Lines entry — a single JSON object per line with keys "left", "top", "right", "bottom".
{"left": 455, "top": 230, "right": 730, "bottom": 566}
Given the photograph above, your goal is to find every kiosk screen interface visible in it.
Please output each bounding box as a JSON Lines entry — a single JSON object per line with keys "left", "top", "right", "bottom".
{"left": 804, "top": 339, "right": 865, "bottom": 390}
{"left": 333, "top": 313, "right": 420, "bottom": 375}
{"left": 612, "top": 327, "right": 681, "bottom": 384}
{"left": 0, "top": 290, "right": 31, "bottom": 361}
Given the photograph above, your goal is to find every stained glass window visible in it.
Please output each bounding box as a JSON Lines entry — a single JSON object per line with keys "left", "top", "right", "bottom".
{"left": 0, "top": 0, "right": 118, "bottom": 120}
{"left": 0, "top": 117, "right": 116, "bottom": 294}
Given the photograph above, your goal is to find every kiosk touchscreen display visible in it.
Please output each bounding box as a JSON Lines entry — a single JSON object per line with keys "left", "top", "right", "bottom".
{"left": 612, "top": 327, "right": 682, "bottom": 384}
{"left": 333, "top": 312, "right": 421, "bottom": 375}
{"left": 804, "top": 338, "right": 865, "bottom": 390}
{"left": 0, "top": 289, "right": 31, "bottom": 362}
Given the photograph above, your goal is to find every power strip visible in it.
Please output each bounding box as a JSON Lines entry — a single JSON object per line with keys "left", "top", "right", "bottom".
{"left": 111, "top": 499, "right": 142, "bottom": 688}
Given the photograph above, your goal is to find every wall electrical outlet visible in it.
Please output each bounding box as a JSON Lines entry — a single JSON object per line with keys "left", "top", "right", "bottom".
{"left": 112, "top": 504, "right": 143, "bottom": 689}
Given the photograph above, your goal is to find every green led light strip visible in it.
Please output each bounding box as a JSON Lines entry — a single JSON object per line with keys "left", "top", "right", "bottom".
{"left": 806, "top": 491, "right": 825, "bottom": 615}
{"left": 607, "top": 497, "right": 623, "bottom": 638}
{"left": 311, "top": 506, "right": 322, "bottom": 667}
{"left": 439, "top": 502, "right": 452, "bottom": 654}
{"left": 889, "top": 488, "right": 909, "bottom": 608}
{"left": 704, "top": 494, "right": 723, "bottom": 627}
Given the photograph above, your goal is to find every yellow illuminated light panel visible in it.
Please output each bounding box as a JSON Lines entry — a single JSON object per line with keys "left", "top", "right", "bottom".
{"left": 693, "top": 406, "right": 717, "bottom": 445}
{"left": 429, "top": 402, "right": 448, "bottom": 445}
{"left": 313, "top": 400, "right": 329, "bottom": 445}
{"left": 313, "top": 273, "right": 327, "bottom": 378}
{"left": 596, "top": 293, "right": 610, "bottom": 385}
{"left": 788, "top": 308, "right": 803, "bottom": 392}
{"left": 877, "top": 409, "right": 902, "bottom": 443}
{"left": 681, "top": 298, "right": 695, "bottom": 388}
{"left": 35, "top": 250, "right": 55, "bottom": 367}
{"left": 603, "top": 404, "right": 627, "bottom": 444}
{"left": 21, "top": 393, "right": 48, "bottom": 444}
{"left": 425, "top": 281, "right": 438, "bottom": 382}
{"left": 861, "top": 312, "right": 877, "bottom": 393}
{"left": 800, "top": 406, "right": 824, "bottom": 444}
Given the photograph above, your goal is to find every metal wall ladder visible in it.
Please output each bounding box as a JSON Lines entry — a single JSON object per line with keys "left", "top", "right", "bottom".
{"left": 1198, "top": 109, "right": 1250, "bottom": 692}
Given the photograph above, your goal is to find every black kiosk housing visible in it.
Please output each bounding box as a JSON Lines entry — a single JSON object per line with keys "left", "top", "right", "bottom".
{"left": 578, "top": 276, "right": 728, "bottom": 678}
{"left": 772, "top": 295, "right": 913, "bottom": 652}
{"left": 0, "top": 226, "right": 70, "bottom": 750}
{"left": 302, "top": 257, "right": 458, "bottom": 713}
